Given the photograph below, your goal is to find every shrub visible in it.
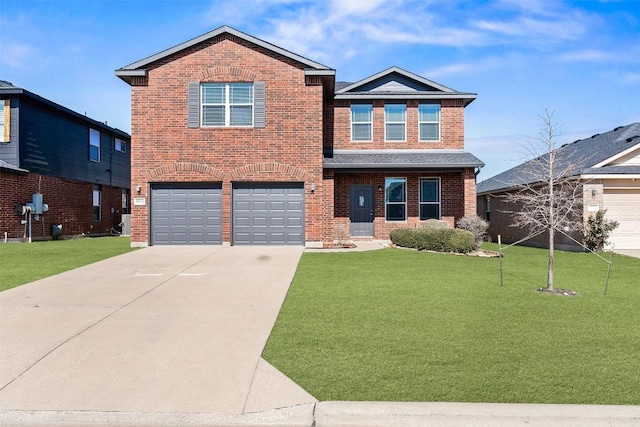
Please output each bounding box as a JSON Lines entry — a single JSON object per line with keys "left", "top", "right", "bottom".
{"left": 456, "top": 215, "right": 489, "bottom": 250}
{"left": 416, "top": 219, "right": 449, "bottom": 229}
{"left": 583, "top": 209, "right": 619, "bottom": 250}
{"left": 390, "top": 228, "right": 474, "bottom": 254}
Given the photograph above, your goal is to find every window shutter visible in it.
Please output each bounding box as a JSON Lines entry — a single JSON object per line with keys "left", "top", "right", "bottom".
{"left": 254, "top": 81, "right": 265, "bottom": 128}
{"left": 188, "top": 82, "right": 200, "bottom": 128}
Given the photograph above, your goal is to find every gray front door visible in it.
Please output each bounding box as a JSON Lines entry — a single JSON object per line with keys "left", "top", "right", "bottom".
{"left": 349, "top": 185, "right": 374, "bottom": 237}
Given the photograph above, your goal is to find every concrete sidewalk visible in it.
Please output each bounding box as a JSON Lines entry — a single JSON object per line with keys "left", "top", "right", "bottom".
{"left": 0, "top": 245, "right": 315, "bottom": 417}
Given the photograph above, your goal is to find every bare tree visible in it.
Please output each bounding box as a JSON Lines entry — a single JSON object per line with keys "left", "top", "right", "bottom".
{"left": 503, "top": 110, "right": 584, "bottom": 291}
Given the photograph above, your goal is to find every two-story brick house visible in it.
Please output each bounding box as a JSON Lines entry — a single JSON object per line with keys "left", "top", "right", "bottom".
{"left": 0, "top": 81, "right": 131, "bottom": 241}
{"left": 116, "top": 26, "right": 482, "bottom": 246}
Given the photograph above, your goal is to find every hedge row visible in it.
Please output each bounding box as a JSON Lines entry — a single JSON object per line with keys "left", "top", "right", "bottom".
{"left": 390, "top": 228, "right": 475, "bottom": 254}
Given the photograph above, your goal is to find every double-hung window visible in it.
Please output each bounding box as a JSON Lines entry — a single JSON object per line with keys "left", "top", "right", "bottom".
{"left": 1, "top": 99, "right": 9, "bottom": 143}
{"left": 419, "top": 103, "right": 440, "bottom": 141}
{"left": 351, "top": 104, "right": 372, "bottom": 141}
{"left": 115, "top": 138, "right": 126, "bottom": 153}
{"left": 419, "top": 178, "right": 441, "bottom": 220}
{"left": 92, "top": 185, "right": 102, "bottom": 222}
{"left": 385, "top": 177, "right": 406, "bottom": 221}
{"left": 89, "top": 129, "right": 100, "bottom": 162}
{"left": 385, "top": 104, "right": 406, "bottom": 141}
{"left": 201, "top": 83, "right": 253, "bottom": 127}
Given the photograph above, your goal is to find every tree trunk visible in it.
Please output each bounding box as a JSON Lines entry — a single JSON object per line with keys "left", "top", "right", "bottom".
{"left": 548, "top": 150, "right": 555, "bottom": 291}
{"left": 548, "top": 226, "right": 554, "bottom": 291}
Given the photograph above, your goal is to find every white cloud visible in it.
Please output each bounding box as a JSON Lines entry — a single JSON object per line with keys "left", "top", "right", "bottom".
{"left": 473, "top": 14, "right": 586, "bottom": 43}
{"left": 1, "top": 44, "right": 34, "bottom": 69}
{"left": 621, "top": 72, "right": 640, "bottom": 84}
{"left": 555, "top": 49, "right": 612, "bottom": 62}
{"left": 329, "top": 0, "right": 388, "bottom": 17}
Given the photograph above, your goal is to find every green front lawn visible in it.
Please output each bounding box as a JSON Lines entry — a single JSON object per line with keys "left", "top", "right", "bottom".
{"left": 263, "top": 244, "right": 640, "bottom": 404}
{"left": 0, "top": 237, "right": 136, "bottom": 291}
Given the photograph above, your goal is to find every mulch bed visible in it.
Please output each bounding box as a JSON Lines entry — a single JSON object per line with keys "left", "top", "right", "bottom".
{"left": 535, "top": 287, "right": 580, "bottom": 296}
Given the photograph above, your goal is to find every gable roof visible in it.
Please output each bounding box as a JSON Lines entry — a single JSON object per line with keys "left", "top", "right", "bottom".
{"left": 477, "top": 122, "right": 640, "bottom": 194}
{"left": 0, "top": 81, "right": 130, "bottom": 139}
{"left": 324, "top": 149, "right": 484, "bottom": 169}
{"left": 334, "top": 66, "right": 476, "bottom": 105}
{"left": 115, "top": 25, "right": 335, "bottom": 84}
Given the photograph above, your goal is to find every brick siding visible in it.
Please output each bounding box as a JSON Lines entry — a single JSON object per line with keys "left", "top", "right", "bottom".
{"left": 129, "top": 36, "right": 325, "bottom": 245}
{"left": 481, "top": 193, "right": 581, "bottom": 250}
{"left": 332, "top": 99, "right": 465, "bottom": 150}
{"left": 1, "top": 172, "right": 127, "bottom": 240}
{"left": 327, "top": 170, "right": 475, "bottom": 240}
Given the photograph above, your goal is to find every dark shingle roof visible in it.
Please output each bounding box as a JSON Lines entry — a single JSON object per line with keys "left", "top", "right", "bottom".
{"left": 324, "top": 150, "right": 484, "bottom": 169}
{"left": 0, "top": 82, "right": 130, "bottom": 139}
{"left": 0, "top": 159, "right": 29, "bottom": 175}
{"left": 477, "top": 123, "right": 640, "bottom": 194}
{"left": 335, "top": 81, "right": 353, "bottom": 91}
{"left": 334, "top": 66, "right": 476, "bottom": 105}
{"left": 582, "top": 165, "right": 640, "bottom": 175}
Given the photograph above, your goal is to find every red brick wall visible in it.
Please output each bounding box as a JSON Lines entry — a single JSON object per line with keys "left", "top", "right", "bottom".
{"left": 129, "top": 35, "right": 325, "bottom": 245}
{"left": 328, "top": 170, "right": 472, "bottom": 240}
{"left": 1, "top": 172, "right": 126, "bottom": 240}
{"left": 483, "top": 193, "right": 581, "bottom": 250}
{"left": 332, "top": 99, "right": 465, "bottom": 150}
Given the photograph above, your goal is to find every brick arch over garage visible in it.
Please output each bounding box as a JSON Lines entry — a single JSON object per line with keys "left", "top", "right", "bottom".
{"left": 146, "top": 162, "right": 226, "bottom": 181}
{"left": 229, "top": 162, "right": 311, "bottom": 182}
{"left": 199, "top": 66, "right": 258, "bottom": 82}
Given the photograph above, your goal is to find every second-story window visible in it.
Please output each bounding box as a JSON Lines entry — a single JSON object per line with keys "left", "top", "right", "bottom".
{"left": 115, "top": 138, "right": 126, "bottom": 153}
{"left": 351, "top": 104, "right": 372, "bottom": 141}
{"left": 201, "top": 83, "right": 253, "bottom": 127}
{"left": 385, "top": 104, "right": 406, "bottom": 141}
{"left": 89, "top": 129, "right": 100, "bottom": 162}
{"left": 419, "top": 103, "right": 441, "bottom": 141}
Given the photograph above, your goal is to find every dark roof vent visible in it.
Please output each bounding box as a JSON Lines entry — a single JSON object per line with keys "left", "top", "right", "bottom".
{"left": 626, "top": 135, "right": 640, "bottom": 143}
{"left": 613, "top": 126, "right": 624, "bottom": 131}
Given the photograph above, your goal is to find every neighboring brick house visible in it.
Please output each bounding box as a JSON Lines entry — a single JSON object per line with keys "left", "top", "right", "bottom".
{"left": 115, "top": 25, "right": 483, "bottom": 246}
{"left": 0, "top": 81, "right": 131, "bottom": 241}
{"left": 477, "top": 123, "right": 640, "bottom": 250}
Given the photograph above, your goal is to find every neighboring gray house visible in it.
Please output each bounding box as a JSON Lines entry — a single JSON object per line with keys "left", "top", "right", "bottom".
{"left": 0, "top": 80, "right": 131, "bottom": 240}
{"left": 477, "top": 123, "right": 640, "bottom": 250}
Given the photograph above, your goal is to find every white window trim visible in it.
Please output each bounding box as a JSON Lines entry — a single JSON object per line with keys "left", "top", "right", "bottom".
{"left": 350, "top": 104, "right": 373, "bottom": 142}
{"left": 92, "top": 187, "right": 102, "bottom": 222}
{"left": 115, "top": 138, "right": 126, "bottom": 153}
{"left": 201, "top": 83, "right": 254, "bottom": 128}
{"left": 89, "top": 129, "right": 100, "bottom": 162}
{"left": 419, "top": 177, "right": 441, "bottom": 220}
{"left": 419, "top": 103, "right": 441, "bottom": 142}
{"left": 385, "top": 177, "right": 407, "bottom": 222}
{"left": 384, "top": 104, "right": 406, "bottom": 142}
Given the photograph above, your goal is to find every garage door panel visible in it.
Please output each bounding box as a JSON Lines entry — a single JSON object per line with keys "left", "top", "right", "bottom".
{"left": 233, "top": 183, "right": 304, "bottom": 245}
{"left": 151, "top": 184, "right": 222, "bottom": 245}
{"left": 603, "top": 189, "right": 640, "bottom": 250}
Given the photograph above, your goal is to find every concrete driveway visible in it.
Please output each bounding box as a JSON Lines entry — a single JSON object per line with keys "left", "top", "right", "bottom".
{"left": 0, "top": 245, "right": 315, "bottom": 423}
{"left": 2, "top": 243, "right": 639, "bottom": 426}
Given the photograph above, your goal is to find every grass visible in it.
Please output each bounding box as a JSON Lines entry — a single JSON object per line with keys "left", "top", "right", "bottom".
{"left": 0, "top": 237, "right": 136, "bottom": 291}
{"left": 263, "top": 244, "right": 640, "bottom": 404}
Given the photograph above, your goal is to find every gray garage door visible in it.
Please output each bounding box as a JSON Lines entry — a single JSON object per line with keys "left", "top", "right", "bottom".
{"left": 232, "top": 183, "right": 304, "bottom": 245}
{"left": 151, "top": 183, "right": 222, "bottom": 245}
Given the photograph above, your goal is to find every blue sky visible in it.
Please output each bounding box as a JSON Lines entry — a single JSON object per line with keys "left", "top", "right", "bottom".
{"left": 1, "top": 0, "right": 639, "bottom": 178}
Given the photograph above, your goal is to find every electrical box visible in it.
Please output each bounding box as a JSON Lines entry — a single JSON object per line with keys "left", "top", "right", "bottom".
{"left": 32, "top": 193, "right": 44, "bottom": 214}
